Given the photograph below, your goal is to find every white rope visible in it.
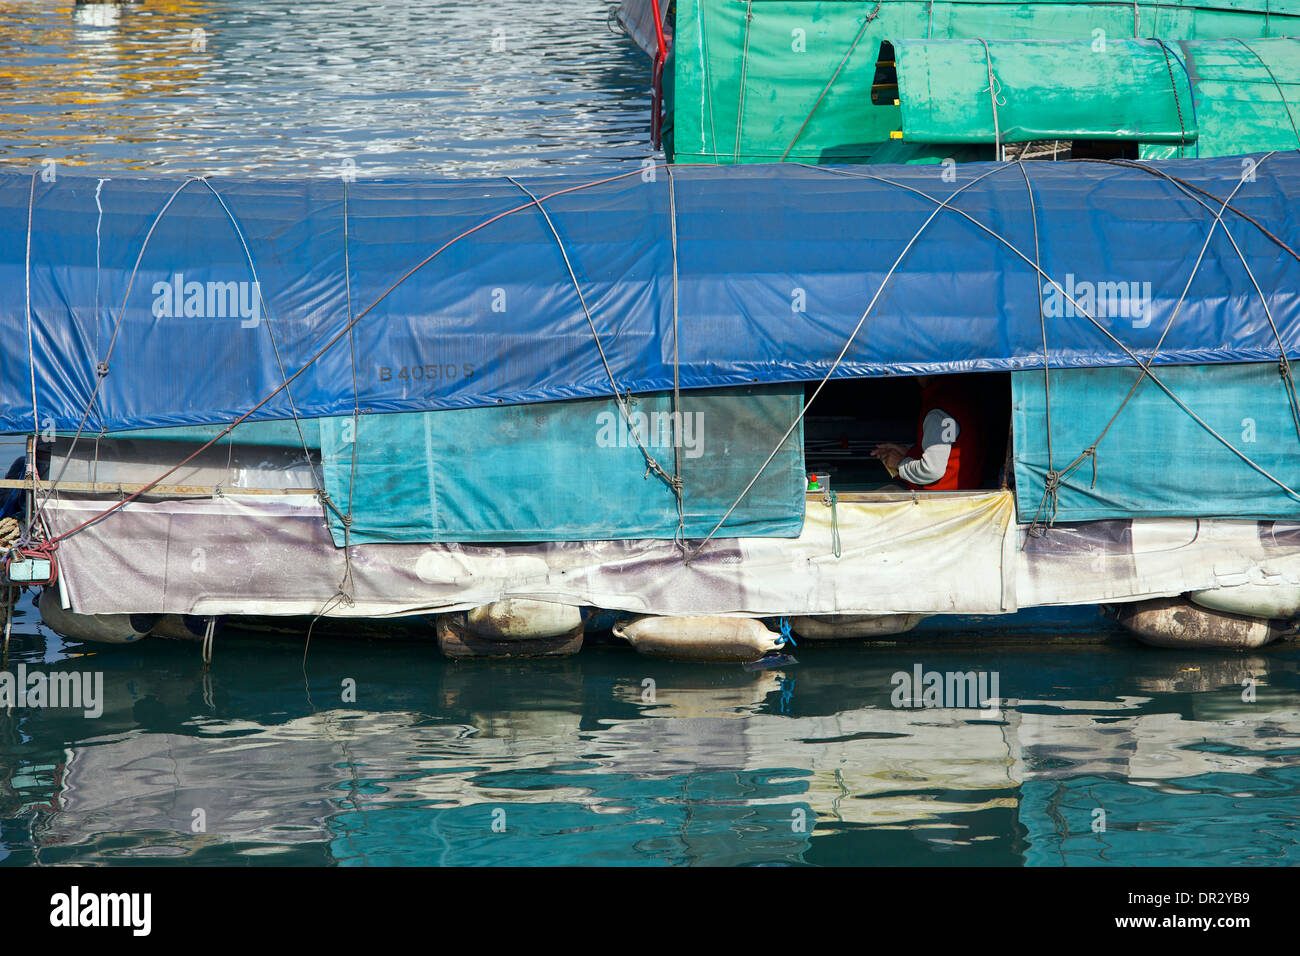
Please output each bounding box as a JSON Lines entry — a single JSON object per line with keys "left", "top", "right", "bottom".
{"left": 505, "top": 175, "right": 683, "bottom": 496}
{"left": 51, "top": 178, "right": 202, "bottom": 495}
{"left": 686, "top": 163, "right": 1009, "bottom": 561}
{"left": 733, "top": 1, "right": 754, "bottom": 163}
{"left": 197, "top": 179, "right": 323, "bottom": 493}
{"left": 666, "top": 165, "right": 687, "bottom": 549}
{"left": 24, "top": 175, "right": 38, "bottom": 438}
{"left": 817, "top": 163, "right": 1300, "bottom": 502}
{"left": 201, "top": 615, "right": 215, "bottom": 666}
{"left": 93, "top": 177, "right": 109, "bottom": 368}
{"left": 978, "top": 39, "right": 1006, "bottom": 162}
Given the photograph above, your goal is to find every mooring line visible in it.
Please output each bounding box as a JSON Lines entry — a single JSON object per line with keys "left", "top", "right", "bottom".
{"left": 40, "top": 166, "right": 663, "bottom": 546}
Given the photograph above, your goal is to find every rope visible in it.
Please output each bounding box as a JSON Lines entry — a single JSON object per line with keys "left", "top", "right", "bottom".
{"left": 686, "top": 163, "right": 1009, "bottom": 562}
{"left": 813, "top": 163, "right": 1300, "bottom": 510}
{"left": 1091, "top": 156, "right": 1300, "bottom": 264}
{"left": 733, "top": 1, "right": 754, "bottom": 163}
{"left": 197, "top": 179, "right": 325, "bottom": 496}
{"left": 777, "top": 616, "right": 796, "bottom": 649}
{"left": 977, "top": 39, "right": 1006, "bottom": 162}
{"left": 1157, "top": 39, "right": 1199, "bottom": 156}
{"left": 24, "top": 175, "right": 38, "bottom": 439}
{"left": 51, "top": 177, "right": 205, "bottom": 495}
{"left": 41, "top": 166, "right": 661, "bottom": 547}
{"left": 778, "top": 2, "right": 881, "bottom": 163}
{"left": 1069, "top": 153, "right": 1300, "bottom": 458}
{"left": 666, "top": 165, "right": 687, "bottom": 548}
{"left": 1, "top": 585, "right": 15, "bottom": 670}
{"left": 1026, "top": 156, "right": 1250, "bottom": 531}
{"left": 1156, "top": 39, "right": 1190, "bottom": 150}
{"left": 828, "top": 489, "right": 841, "bottom": 559}
{"left": 697, "top": 0, "right": 719, "bottom": 160}
{"left": 200, "top": 615, "right": 215, "bottom": 666}
{"left": 92, "top": 177, "right": 110, "bottom": 424}
{"left": 304, "top": 588, "right": 353, "bottom": 668}
{"left": 339, "top": 177, "right": 359, "bottom": 599}
{"left": 504, "top": 175, "right": 682, "bottom": 497}
{"left": 1017, "top": 161, "right": 1056, "bottom": 532}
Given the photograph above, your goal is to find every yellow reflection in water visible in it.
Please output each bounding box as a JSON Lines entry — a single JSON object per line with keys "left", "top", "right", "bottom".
{"left": 0, "top": 1, "right": 212, "bottom": 168}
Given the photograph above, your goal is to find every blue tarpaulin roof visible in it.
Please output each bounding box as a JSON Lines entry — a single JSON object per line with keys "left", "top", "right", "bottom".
{"left": 3, "top": 154, "right": 1300, "bottom": 434}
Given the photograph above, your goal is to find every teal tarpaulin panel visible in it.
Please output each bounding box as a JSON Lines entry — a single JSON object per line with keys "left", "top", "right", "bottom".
{"left": 318, "top": 385, "right": 805, "bottom": 544}
{"left": 97, "top": 419, "right": 321, "bottom": 449}
{"left": 1013, "top": 363, "right": 1300, "bottom": 521}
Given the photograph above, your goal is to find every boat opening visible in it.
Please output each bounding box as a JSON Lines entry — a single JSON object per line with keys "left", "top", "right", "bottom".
{"left": 803, "top": 372, "right": 1011, "bottom": 496}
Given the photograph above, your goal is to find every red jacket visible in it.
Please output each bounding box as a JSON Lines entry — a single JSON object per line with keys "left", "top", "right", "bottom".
{"left": 904, "top": 377, "right": 987, "bottom": 491}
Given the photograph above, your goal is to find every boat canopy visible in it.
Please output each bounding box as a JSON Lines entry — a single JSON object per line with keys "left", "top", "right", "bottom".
{"left": 891, "top": 37, "right": 1300, "bottom": 157}
{"left": 668, "top": 0, "right": 1300, "bottom": 164}
{"left": 2, "top": 154, "right": 1300, "bottom": 435}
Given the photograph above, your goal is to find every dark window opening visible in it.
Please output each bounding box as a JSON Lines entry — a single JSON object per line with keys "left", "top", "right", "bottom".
{"left": 803, "top": 372, "right": 1011, "bottom": 493}
{"left": 1063, "top": 139, "right": 1140, "bottom": 161}
{"left": 870, "top": 41, "right": 898, "bottom": 106}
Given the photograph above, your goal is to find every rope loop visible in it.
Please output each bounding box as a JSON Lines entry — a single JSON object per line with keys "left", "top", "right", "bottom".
{"left": 777, "top": 616, "right": 796, "bottom": 648}
{"left": 828, "top": 489, "right": 842, "bottom": 559}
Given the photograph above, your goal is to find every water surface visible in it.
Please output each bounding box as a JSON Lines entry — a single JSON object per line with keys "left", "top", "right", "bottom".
{"left": 0, "top": 0, "right": 655, "bottom": 177}
{"left": 3, "top": 594, "right": 1299, "bottom": 866}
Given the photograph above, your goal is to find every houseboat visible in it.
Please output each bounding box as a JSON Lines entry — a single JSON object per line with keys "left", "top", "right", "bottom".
{"left": 2, "top": 150, "right": 1300, "bottom": 658}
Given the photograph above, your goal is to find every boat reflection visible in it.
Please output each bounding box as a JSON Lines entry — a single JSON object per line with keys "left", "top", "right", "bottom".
{"left": 2, "top": 635, "right": 1298, "bottom": 865}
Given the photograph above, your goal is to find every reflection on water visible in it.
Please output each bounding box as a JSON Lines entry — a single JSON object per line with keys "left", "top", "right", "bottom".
{"left": 0, "top": 0, "right": 654, "bottom": 176}
{"left": 2, "top": 593, "right": 1298, "bottom": 866}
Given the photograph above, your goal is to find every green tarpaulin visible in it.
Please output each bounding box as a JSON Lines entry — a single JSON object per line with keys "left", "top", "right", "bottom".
{"left": 1143, "top": 37, "right": 1300, "bottom": 158}
{"left": 1013, "top": 363, "right": 1300, "bottom": 521}
{"left": 670, "top": 0, "right": 1300, "bottom": 164}
{"left": 891, "top": 37, "right": 1300, "bottom": 156}
{"left": 893, "top": 39, "right": 1196, "bottom": 144}
{"left": 93, "top": 419, "right": 320, "bottom": 449}
{"left": 318, "top": 385, "right": 807, "bottom": 544}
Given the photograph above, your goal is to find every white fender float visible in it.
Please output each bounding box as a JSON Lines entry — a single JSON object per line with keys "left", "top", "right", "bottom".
{"left": 613, "top": 615, "right": 783, "bottom": 662}
{"left": 37, "top": 587, "right": 150, "bottom": 645}
{"left": 437, "top": 599, "right": 584, "bottom": 659}
{"left": 464, "top": 599, "right": 583, "bottom": 640}
{"left": 790, "top": 613, "right": 928, "bottom": 640}
{"left": 1114, "top": 596, "right": 1288, "bottom": 650}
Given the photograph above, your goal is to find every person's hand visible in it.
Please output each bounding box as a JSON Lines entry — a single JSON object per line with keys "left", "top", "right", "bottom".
{"left": 871, "top": 443, "right": 908, "bottom": 477}
{"left": 870, "top": 442, "right": 906, "bottom": 458}
{"left": 881, "top": 448, "right": 906, "bottom": 477}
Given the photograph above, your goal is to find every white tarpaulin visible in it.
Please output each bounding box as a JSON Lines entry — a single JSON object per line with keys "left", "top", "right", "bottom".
{"left": 39, "top": 491, "right": 1300, "bottom": 619}
{"left": 43, "top": 491, "right": 1016, "bottom": 618}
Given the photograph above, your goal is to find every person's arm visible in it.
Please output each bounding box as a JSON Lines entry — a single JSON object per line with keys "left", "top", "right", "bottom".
{"left": 897, "top": 408, "right": 957, "bottom": 486}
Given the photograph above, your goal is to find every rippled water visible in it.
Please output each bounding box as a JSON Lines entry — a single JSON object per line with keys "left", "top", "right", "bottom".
{"left": 2, "top": 593, "right": 1299, "bottom": 866}
{"left": 0, "top": 0, "right": 655, "bottom": 177}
